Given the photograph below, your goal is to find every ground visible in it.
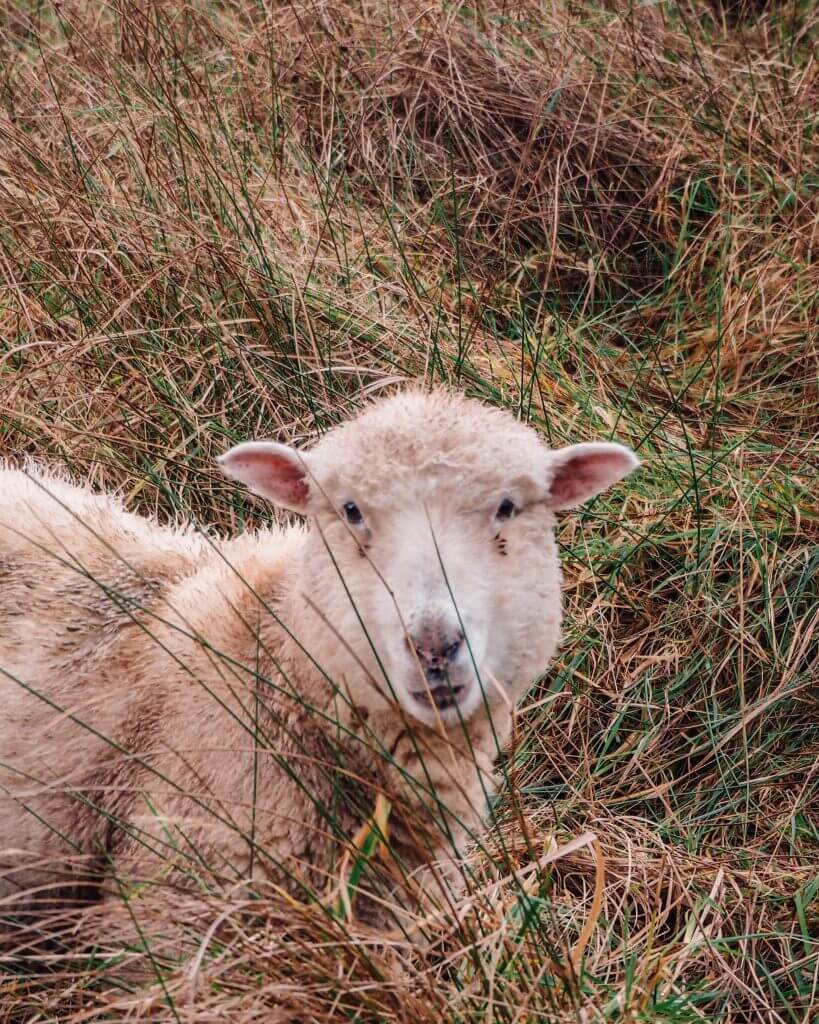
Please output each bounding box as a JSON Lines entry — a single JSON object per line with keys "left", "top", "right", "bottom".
{"left": 0, "top": 0, "right": 817, "bottom": 1020}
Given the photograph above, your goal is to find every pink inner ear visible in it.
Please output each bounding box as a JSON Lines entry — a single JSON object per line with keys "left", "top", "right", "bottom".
{"left": 550, "top": 455, "right": 605, "bottom": 506}
{"left": 548, "top": 446, "right": 636, "bottom": 508}
{"left": 232, "top": 449, "right": 308, "bottom": 506}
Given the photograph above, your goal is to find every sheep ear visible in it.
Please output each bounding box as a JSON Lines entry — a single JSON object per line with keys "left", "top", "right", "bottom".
{"left": 218, "top": 441, "right": 311, "bottom": 513}
{"left": 545, "top": 442, "right": 639, "bottom": 510}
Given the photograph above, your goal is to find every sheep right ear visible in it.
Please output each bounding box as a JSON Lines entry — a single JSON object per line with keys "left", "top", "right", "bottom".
{"left": 218, "top": 442, "right": 311, "bottom": 513}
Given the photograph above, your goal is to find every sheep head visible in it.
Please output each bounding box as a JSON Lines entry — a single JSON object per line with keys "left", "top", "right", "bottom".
{"left": 219, "top": 390, "right": 638, "bottom": 731}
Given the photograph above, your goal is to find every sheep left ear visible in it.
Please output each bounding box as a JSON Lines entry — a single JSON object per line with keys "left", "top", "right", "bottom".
{"left": 545, "top": 442, "right": 639, "bottom": 510}
{"left": 218, "top": 441, "right": 311, "bottom": 513}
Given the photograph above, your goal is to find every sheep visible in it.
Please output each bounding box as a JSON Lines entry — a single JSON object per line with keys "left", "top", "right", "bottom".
{"left": 0, "top": 388, "right": 638, "bottom": 953}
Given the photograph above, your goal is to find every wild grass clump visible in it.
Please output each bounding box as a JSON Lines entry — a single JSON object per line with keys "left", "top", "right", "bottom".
{"left": 1, "top": 0, "right": 817, "bottom": 1020}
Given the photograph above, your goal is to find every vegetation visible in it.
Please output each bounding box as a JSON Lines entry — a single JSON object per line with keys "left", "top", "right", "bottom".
{"left": 0, "top": 0, "right": 816, "bottom": 1020}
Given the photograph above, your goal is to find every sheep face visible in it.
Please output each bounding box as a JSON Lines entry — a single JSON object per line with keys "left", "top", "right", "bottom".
{"left": 220, "top": 391, "right": 638, "bottom": 729}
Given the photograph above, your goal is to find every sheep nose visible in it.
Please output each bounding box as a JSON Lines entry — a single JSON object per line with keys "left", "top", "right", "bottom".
{"left": 407, "top": 624, "right": 465, "bottom": 674}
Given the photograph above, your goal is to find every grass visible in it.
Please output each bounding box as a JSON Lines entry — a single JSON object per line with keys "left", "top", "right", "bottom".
{"left": 0, "top": 0, "right": 817, "bottom": 1019}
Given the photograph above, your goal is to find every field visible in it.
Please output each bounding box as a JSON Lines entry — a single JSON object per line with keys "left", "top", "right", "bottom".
{"left": 0, "top": 0, "right": 817, "bottom": 1020}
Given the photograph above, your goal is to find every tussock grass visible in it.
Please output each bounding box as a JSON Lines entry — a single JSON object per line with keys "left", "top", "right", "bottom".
{"left": 1, "top": 0, "right": 817, "bottom": 1020}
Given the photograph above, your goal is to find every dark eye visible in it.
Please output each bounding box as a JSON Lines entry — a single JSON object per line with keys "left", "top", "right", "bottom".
{"left": 342, "top": 501, "right": 363, "bottom": 526}
{"left": 495, "top": 498, "right": 517, "bottom": 521}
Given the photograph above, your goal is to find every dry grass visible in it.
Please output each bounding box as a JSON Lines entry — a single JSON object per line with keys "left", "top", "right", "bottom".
{"left": 1, "top": 0, "right": 817, "bottom": 1020}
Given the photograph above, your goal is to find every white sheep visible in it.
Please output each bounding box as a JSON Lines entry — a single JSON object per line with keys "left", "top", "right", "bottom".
{"left": 0, "top": 388, "right": 638, "bottom": 947}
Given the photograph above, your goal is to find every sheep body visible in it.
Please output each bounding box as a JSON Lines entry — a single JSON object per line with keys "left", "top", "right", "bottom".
{"left": 0, "top": 389, "right": 638, "bottom": 937}
{"left": 0, "top": 469, "right": 321, "bottom": 904}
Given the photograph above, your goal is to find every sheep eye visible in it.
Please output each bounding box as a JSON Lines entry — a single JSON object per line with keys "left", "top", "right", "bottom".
{"left": 495, "top": 498, "right": 517, "bottom": 521}
{"left": 342, "top": 501, "right": 363, "bottom": 526}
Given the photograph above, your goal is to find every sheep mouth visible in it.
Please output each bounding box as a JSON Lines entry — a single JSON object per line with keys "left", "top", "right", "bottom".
{"left": 410, "top": 682, "right": 467, "bottom": 711}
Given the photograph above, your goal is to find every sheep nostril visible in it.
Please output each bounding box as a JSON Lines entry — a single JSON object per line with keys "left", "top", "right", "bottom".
{"left": 409, "top": 629, "right": 464, "bottom": 668}
{"left": 443, "top": 635, "right": 464, "bottom": 662}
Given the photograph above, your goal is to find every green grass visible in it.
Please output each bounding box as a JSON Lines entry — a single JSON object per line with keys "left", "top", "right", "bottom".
{"left": 0, "top": 0, "right": 817, "bottom": 1019}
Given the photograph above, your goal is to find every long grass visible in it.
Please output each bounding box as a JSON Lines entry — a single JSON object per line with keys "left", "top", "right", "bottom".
{"left": 0, "top": 0, "right": 817, "bottom": 1020}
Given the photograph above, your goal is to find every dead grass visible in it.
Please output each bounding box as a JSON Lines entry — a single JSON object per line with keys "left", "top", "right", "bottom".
{"left": 0, "top": 0, "right": 817, "bottom": 1020}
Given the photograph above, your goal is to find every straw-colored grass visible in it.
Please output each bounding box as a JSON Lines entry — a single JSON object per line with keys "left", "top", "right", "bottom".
{"left": 1, "top": 0, "right": 817, "bottom": 1020}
